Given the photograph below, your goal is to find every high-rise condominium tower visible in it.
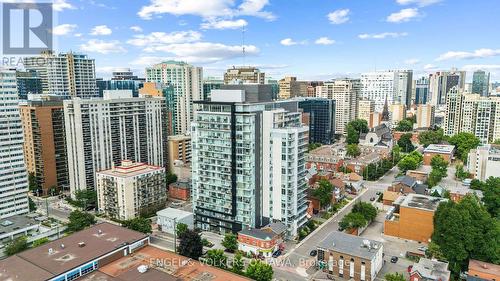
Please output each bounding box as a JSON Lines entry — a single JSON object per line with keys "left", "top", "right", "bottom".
{"left": 278, "top": 76, "right": 307, "bottom": 99}
{"left": 429, "top": 70, "right": 466, "bottom": 106}
{"left": 23, "top": 51, "right": 98, "bottom": 98}
{"left": 472, "top": 70, "right": 490, "bottom": 97}
{"left": 0, "top": 69, "right": 29, "bottom": 219}
{"left": 223, "top": 66, "right": 265, "bottom": 84}
{"left": 360, "top": 71, "right": 398, "bottom": 112}
{"left": 146, "top": 61, "right": 202, "bottom": 135}
{"left": 191, "top": 85, "right": 308, "bottom": 238}
{"left": 64, "top": 91, "right": 166, "bottom": 196}
{"left": 316, "top": 79, "right": 360, "bottom": 135}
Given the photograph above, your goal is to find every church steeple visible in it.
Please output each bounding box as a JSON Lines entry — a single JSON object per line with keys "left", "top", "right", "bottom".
{"left": 382, "top": 94, "right": 390, "bottom": 122}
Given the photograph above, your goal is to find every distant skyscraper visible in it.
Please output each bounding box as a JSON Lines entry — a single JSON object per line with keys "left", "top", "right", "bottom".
{"left": 357, "top": 99, "right": 375, "bottom": 126}
{"left": 392, "top": 70, "right": 413, "bottom": 107}
{"left": 15, "top": 70, "right": 43, "bottom": 99}
{"left": 23, "top": 51, "right": 98, "bottom": 98}
{"left": 192, "top": 85, "right": 308, "bottom": 238}
{"left": 416, "top": 104, "right": 435, "bottom": 129}
{"left": 316, "top": 79, "right": 359, "bottom": 135}
{"left": 146, "top": 61, "right": 202, "bottom": 135}
{"left": 19, "top": 96, "right": 68, "bottom": 196}
{"left": 360, "top": 71, "right": 398, "bottom": 112}
{"left": 0, "top": 69, "right": 29, "bottom": 218}
{"left": 278, "top": 76, "right": 307, "bottom": 99}
{"left": 472, "top": 70, "right": 490, "bottom": 97}
{"left": 202, "top": 77, "right": 223, "bottom": 101}
{"left": 298, "top": 98, "right": 336, "bottom": 144}
{"left": 97, "top": 68, "right": 144, "bottom": 97}
{"left": 415, "top": 76, "right": 429, "bottom": 105}
{"left": 429, "top": 70, "right": 466, "bottom": 106}
{"left": 223, "top": 66, "right": 265, "bottom": 84}
{"left": 64, "top": 91, "right": 166, "bottom": 195}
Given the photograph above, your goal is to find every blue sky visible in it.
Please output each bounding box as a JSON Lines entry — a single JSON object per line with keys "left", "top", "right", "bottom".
{"left": 44, "top": 0, "right": 500, "bottom": 81}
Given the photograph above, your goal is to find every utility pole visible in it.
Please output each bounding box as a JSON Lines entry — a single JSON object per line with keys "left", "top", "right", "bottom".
{"left": 173, "top": 218, "right": 177, "bottom": 253}
{"left": 45, "top": 197, "right": 49, "bottom": 217}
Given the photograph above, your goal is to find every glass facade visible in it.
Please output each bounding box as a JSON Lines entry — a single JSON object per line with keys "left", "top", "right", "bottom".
{"left": 298, "top": 99, "right": 336, "bottom": 144}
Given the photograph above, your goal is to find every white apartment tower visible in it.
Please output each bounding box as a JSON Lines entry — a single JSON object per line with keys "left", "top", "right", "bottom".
{"left": 23, "top": 51, "right": 98, "bottom": 98}
{"left": 0, "top": 69, "right": 29, "bottom": 218}
{"left": 64, "top": 90, "right": 166, "bottom": 196}
{"left": 191, "top": 85, "right": 308, "bottom": 238}
{"left": 146, "top": 61, "right": 202, "bottom": 135}
{"left": 360, "top": 71, "right": 398, "bottom": 112}
{"left": 467, "top": 145, "right": 500, "bottom": 181}
{"left": 316, "top": 79, "right": 360, "bottom": 135}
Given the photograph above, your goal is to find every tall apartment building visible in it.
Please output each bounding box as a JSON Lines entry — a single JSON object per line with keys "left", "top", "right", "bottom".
{"left": 191, "top": 85, "right": 308, "bottom": 238}
{"left": 0, "top": 69, "right": 29, "bottom": 219}
{"left": 415, "top": 76, "right": 429, "bottom": 105}
{"left": 96, "top": 68, "right": 144, "bottom": 97}
{"left": 416, "top": 104, "right": 435, "bottom": 129}
{"left": 390, "top": 104, "right": 406, "bottom": 127}
{"left": 96, "top": 160, "right": 166, "bottom": 220}
{"left": 307, "top": 81, "right": 324, "bottom": 97}
{"left": 278, "top": 76, "right": 307, "bottom": 99}
{"left": 444, "top": 88, "right": 500, "bottom": 143}
{"left": 64, "top": 90, "right": 166, "bottom": 195}
{"left": 202, "top": 77, "right": 223, "bottom": 101}
{"left": 15, "top": 70, "right": 43, "bottom": 100}
{"left": 298, "top": 98, "right": 336, "bottom": 144}
{"left": 223, "top": 66, "right": 265, "bottom": 84}
{"left": 19, "top": 96, "right": 68, "bottom": 196}
{"left": 357, "top": 99, "right": 375, "bottom": 126}
{"left": 168, "top": 134, "right": 191, "bottom": 170}
{"left": 392, "top": 70, "right": 413, "bottom": 107}
{"left": 429, "top": 70, "right": 466, "bottom": 106}
{"left": 472, "top": 70, "right": 490, "bottom": 97}
{"left": 467, "top": 144, "right": 500, "bottom": 181}
{"left": 360, "top": 71, "right": 398, "bottom": 112}
{"left": 23, "top": 51, "right": 98, "bottom": 98}
{"left": 316, "top": 79, "right": 359, "bottom": 135}
{"left": 146, "top": 61, "right": 202, "bottom": 135}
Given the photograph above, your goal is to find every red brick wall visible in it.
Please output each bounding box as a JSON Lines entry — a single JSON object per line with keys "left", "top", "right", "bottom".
{"left": 168, "top": 185, "right": 190, "bottom": 201}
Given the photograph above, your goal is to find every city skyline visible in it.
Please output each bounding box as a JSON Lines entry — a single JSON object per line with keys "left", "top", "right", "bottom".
{"left": 37, "top": 0, "right": 500, "bottom": 81}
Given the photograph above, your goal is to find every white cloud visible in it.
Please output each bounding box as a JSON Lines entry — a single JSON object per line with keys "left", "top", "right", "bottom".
{"left": 130, "top": 26, "right": 143, "bottom": 33}
{"left": 280, "top": 38, "right": 305, "bottom": 46}
{"left": 315, "top": 37, "right": 335, "bottom": 45}
{"left": 51, "top": 24, "right": 77, "bottom": 36}
{"left": 396, "top": 0, "right": 441, "bottom": 7}
{"left": 53, "top": 0, "right": 75, "bottom": 11}
{"left": 127, "top": 31, "right": 202, "bottom": 48}
{"left": 130, "top": 56, "right": 168, "bottom": 66}
{"left": 138, "top": 0, "right": 274, "bottom": 20}
{"left": 358, "top": 32, "right": 408, "bottom": 39}
{"left": 436, "top": 49, "right": 500, "bottom": 61}
{"left": 90, "top": 25, "right": 112, "bottom": 36}
{"left": 423, "top": 64, "right": 438, "bottom": 70}
{"left": 80, "top": 39, "right": 126, "bottom": 54}
{"left": 387, "top": 8, "right": 419, "bottom": 23}
{"left": 201, "top": 19, "right": 248, "bottom": 30}
{"left": 461, "top": 64, "right": 500, "bottom": 71}
{"left": 404, "top": 58, "right": 420, "bottom": 65}
{"left": 328, "top": 9, "right": 350, "bottom": 24}
{"left": 133, "top": 42, "right": 259, "bottom": 64}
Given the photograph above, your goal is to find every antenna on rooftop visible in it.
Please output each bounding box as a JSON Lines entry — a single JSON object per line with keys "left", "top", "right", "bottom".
{"left": 242, "top": 27, "right": 246, "bottom": 67}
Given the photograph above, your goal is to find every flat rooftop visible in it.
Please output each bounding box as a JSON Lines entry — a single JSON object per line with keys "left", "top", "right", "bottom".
{"left": 318, "top": 231, "right": 382, "bottom": 260}
{"left": 97, "top": 160, "right": 164, "bottom": 178}
{"left": 468, "top": 259, "right": 500, "bottom": 279}
{"left": 0, "top": 214, "right": 40, "bottom": 237}
{"left": 5, "top": 222, "right": 147, "bottom": 278}
{"left": 156, "top": 208, "right": 193, "bottom": 219}
{"left": 423, "top": 144, "right": 455, "bottom": 154}
{"left": 401, "top": 193, "right": 447, "bottom": 211}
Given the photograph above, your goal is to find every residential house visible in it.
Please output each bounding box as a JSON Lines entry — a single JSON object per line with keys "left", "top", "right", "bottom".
{"left": 467, "top": 260, "right": 500, "bottom": 281}
{"left": 238, "top": 222, "right": 287, "bottom": 258}
{"left": 410, "top": 258, "right": 450, "bottom": 281}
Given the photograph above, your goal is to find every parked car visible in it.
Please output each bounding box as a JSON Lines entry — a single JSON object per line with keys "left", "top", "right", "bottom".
{"left": 418, "top": 246, "right": 428, "bottom": 252}
{"left": 272, "top": 250, "right": 281, "bottom": 258}
{"left": 376, "top": 191, "right": 382, "bottom": 195}
{"left": 370, "top": 197, "right": 376, "bottom": 201}
{"left": 310, "top": 250, "right": 317, "bottom": 257}
{"left": 390, "top": 256, "right": 399, "bottom": 263}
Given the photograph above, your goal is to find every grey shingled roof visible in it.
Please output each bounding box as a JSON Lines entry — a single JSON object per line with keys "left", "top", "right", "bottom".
{"left": 394, "top": 176, "right": 417, "bottom": 188}
{"left": 411, "top": 258, "right": 450, "bottom": 281}
{"left": 317, "top": 231, "right": 382, "bottom": 260}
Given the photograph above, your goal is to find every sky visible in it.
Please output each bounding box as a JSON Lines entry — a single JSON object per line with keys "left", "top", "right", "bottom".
{"left": 16, "top": 0, "right": 500, "bottom": 81}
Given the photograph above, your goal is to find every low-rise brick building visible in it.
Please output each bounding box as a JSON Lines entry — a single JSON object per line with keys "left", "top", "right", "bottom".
{"left": 423, "top": 144, "right": 455, "bottom": 166}
{"left": 467, "top": 259, "right": 500, "bottom": 281}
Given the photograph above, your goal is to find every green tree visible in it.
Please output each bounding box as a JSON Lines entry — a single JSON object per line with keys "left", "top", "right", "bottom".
{"left": 418, "top": 129, "right": 444, "bottom": 147}
{"left": 385, "top": 273, "right": 406, "bottom": 281}
{"left": 339, "top": 212, "right": 367, "bottom": 230}
{"left": 313, "top": 179, "right": 334, "bottom": 209}
{"left": 176, "top": 223, "right": 188, "bottom": 237}
{"left": 221, "top": 233, "right": 238, "bottom": 253}
{"left": 166, "top": 171, "right": 178, "bottom": 185}
{"left": 122, "top": 217, "right": 152, "bottom": 233}
{"left": 346, "top": 119, "right": 369, "bottom": 145}
{"left": 205, "top": 249, "right": 228, "bottom": 269}
{"left": 455, "top": 163, "right": 470, "bottom": 181}
{"left": 492, "top": 139, "right": 500, "bottom": 145}
{"left": 398, "top": 155, "right": 419, "bottom": 173}
{"left": 346, "top": 144, "right": 361, "bottom": 158}
{"left": 391, "top": 145, "right": 402, "bottom": 163}
{"left": 178, "top": 229, "right": 203, "bottom": 259}
{"left": 4, "top": 236, "right": 28, "bottom": 256}
{"left": 482, "top": 177, "right": 500, "bottom": 218}
{"left": 67, "top": 210, "right": 96, "bottom": 232}
{"left": 28, "top": 172, "right": 40, "bottom": 192}
{"left": 308, "top": 143, "right": 322, "bottom": 152}
{"left": 232, "top": 252, "right": 245, "bottom": 274}
{"left": 426, "top": 241, "right": 445, "bottom": 260}
{"left": 395, "top": 119, "right": 413, "bottom": 132}
{"left": 449, "top": 132, "right": 480, "bottom": 163}
{"left": 427, "top": 155, "right": 448, "bottom": 187}
{"left": 398, "top": 133, "right": 415, "bottom": 152}
{"left": 352, "top": 202, "right": 377, "bottom": 222}
{"left": 32, "top": 237, "right": 50, "bottom": 247}
{"left": 470, "top": 179, "right": 486, "bottom": 191}
{"left": 28, "top": 197, "right": 37, "bottom": 212}
{"left": 246, "top": 260, "right": 274, "bottom": 281}
{"left": 432, "top": 195, "right": 500, "bottom": 276}
{"left": 73, "top": 189, "right": 97, "bottom": 209}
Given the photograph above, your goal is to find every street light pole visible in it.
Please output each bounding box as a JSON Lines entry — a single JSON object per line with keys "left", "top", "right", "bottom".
{"left": 173, "top": 218, "right": 177, "bottom": 253}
